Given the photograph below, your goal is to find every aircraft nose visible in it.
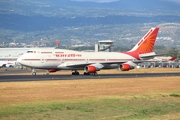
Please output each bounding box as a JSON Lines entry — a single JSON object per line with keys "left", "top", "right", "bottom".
{"left": 17, "top": 56, "right": 22, "bottom": 64}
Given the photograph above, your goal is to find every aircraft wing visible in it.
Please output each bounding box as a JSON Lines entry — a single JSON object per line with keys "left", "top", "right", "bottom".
{"left": 58, "top": 60, "right": 142, "bottom": 68}
{"left": 58, "top": 62, "right": 91, "bottom": 68}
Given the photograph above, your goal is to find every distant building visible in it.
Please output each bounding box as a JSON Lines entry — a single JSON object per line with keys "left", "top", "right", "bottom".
{"left": 98, "top": 40, "right": 114, "bottom": 52}
{"left": 0, "top": 47, "right": 53, "bottom": 61}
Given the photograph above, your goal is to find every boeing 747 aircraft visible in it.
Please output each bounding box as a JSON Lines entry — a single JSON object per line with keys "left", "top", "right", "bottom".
{"left": 17, "top": 28, "right": 159, "bottom": 75}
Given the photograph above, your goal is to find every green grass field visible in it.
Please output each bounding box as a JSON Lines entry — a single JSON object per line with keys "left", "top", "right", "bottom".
{"left": 0, "top": 95, "right": 180, "bottom": 120}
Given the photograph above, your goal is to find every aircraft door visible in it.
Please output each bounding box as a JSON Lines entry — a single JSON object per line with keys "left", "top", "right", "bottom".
{"left": 41, "top": 54, "right": 45, "bottom": 63}
{"left": 41, "top": 59, "right": 45, "bottom": 63}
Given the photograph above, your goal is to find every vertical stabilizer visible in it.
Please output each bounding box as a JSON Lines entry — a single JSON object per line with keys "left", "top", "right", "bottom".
{"left": 124, "top": 28, "right": 159, "bottom": 59}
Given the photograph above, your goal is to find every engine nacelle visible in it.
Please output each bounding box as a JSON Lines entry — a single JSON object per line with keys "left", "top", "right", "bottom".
{"left": 119, "top": 64, "right": 131, "bottom": 71}
{"left": 84, "top": 65, "right": 97, "bottom": 73}
{"left": 119, "top": 61, "right": 136, "bottom": 71}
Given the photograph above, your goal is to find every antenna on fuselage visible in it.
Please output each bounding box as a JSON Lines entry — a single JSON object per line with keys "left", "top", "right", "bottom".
{"left": 55, "top": 40, "right": 60, "bottom": 49}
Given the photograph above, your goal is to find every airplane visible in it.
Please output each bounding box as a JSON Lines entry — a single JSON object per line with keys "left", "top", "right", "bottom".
{"left": 17, "top": 27, "right": 160, "bottom": 76}
{"left": 153, "top": 56, "right": 177, "bottom": 62}
{"left": 156, "top": 56, "right": 178, "bottom": 68}
{"left": 0, "top": 60, "right": 17, "bottom": 68}
{"left": 139, "top": 56, "right": 178, "bottom": 68}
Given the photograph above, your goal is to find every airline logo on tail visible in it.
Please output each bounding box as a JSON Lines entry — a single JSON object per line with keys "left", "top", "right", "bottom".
{"left": 124, "top": 28, "right": 159, "bottom": 60}
{"left": 169, "top": 56, "right": 177, "bottom": 61}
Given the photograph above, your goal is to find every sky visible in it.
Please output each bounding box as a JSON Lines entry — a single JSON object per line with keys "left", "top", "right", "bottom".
{"left": 72, "top": 0, "right": 180, "bottom": 3}
{"left": 162, "top": 0, "right": 180, "bottom": 3}
{"left": 167, "top": 0, "right": 180, "bottom": 3}
{"left": 72, "top": 0, "right": 119, "bottom": 3}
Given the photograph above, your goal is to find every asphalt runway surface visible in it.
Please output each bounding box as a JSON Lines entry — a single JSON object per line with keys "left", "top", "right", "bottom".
{"left": 0, "top": 69, "right": 180, "bottom": 82}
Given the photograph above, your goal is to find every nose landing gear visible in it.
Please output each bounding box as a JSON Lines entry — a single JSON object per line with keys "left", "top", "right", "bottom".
{"left": 31, "top": 68, "right": 36, "bottom": 76}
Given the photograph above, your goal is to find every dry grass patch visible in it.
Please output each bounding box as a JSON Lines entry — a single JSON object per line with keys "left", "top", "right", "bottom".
{"left": 1, "top": 77, "right": 180, "bottom": 120}
{"left": 0, "top": 76, "right": 180, "bottom": 103}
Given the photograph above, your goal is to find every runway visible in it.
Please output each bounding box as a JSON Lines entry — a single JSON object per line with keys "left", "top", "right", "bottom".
{"left": 0, "top": 69, "right": 180, "bottom": 82}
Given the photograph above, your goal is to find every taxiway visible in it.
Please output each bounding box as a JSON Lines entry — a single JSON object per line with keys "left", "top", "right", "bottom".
{"left": 0, "top": 69, "right": 180, "bottom": 82}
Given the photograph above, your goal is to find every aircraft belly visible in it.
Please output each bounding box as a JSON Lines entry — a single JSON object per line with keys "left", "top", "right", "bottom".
{"left": 23, "top": 61, "right": 60, "bottom": 69}
{"left": 103, "top": 64, "right": 119, "bottom": 69}
{"left": 40, "top": 62, "right": 60, "bottom": 69}
{"left": 57, "top": 67, "right": 83, "bottom": 70}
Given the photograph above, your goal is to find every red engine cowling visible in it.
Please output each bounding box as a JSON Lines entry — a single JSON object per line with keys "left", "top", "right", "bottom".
{"left": 49, "top": 69, "right": 58, "bottom": 72}
{"left": 84, "top": 65, "right": 97, "bottom": 73}
{"left": 119, "top": 64, "right": 132, "bottom": 71}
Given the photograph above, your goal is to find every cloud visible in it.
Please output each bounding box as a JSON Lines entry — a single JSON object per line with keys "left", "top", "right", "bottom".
{"left": 71, "top": 0, "right": 119, "bottom": 3}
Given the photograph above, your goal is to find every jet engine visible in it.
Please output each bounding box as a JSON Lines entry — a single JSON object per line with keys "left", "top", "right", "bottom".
{"left": 119, "top": 61, "right": 136, "bottom": 71}
{"left": 84, "top": 63, "right": 104, "bottom": 73}
{"left": 84, "top": 65, "right": 97, "bottom": 73}
{"left": 5, "top": 64, "right": 13, "bottom": 68}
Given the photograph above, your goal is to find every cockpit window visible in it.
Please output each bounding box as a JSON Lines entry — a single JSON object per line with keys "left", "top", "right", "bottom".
{"left": 27, "top": 51, "right": 33, "bottom": 53}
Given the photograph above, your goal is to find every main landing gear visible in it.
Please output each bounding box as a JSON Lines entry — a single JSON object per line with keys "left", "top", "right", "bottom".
{"left": 71, "top": 70, "right": 97, "bottom": 75}
{"left": 83, "top": 72, "right": 90, "bottom": 75}
{"left": 83, "top": 72, "right": 97, "bottom": 75}
{"left": 31, "top": 69, "right": 52, "bottom": 76}
{"left": 72, "top": 70, "right": 80, "bottom": 75}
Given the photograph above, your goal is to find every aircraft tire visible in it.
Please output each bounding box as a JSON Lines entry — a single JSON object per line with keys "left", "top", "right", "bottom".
{"left": 72, "top": 72, "right": 79, "bottom": 75}
{"left": 32, "top": 72, "right": 36, "bottom": 76}
{"left": 84, "top": 72, "right": 90, "bottom": 75}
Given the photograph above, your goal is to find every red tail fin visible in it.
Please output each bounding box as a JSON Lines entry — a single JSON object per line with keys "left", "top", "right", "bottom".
{"left": 124, "top": 28, "right": 159, "bottom": 59}
{"left": 169, "top": 56, "right": 177, "bottom": 61}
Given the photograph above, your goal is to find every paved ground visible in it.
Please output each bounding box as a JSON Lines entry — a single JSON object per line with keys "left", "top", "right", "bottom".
{"left": 1, "top": 68, "right": 180, "bottom": 82}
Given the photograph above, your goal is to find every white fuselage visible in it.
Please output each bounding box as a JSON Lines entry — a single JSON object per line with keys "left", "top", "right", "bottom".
{"left": 17, "top": 48, "right": 136, "bottom": 70}
{"left": 0, "top": 47, "right": 55, "bottom": 61}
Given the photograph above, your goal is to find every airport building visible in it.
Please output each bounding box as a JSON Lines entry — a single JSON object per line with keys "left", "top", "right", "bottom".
{"left": 94, "top": 40, "right": 114, "bottom": 52}
{"left": 98, "top": 40, "right": 114, "bottom": 52}
{"left": 0, "top": 47, "right": 53, "bottom": 61}
{"left": 0, "top": 48, "right": 31, "bottom": 61}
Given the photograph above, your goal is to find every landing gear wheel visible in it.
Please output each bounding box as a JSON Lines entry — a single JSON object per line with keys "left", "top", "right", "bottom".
{"left": 31, "top": 68, "right": 36, "bottom": 76}
{"left": 46, "top": 70, "right": 50, "bottom": 75}
{"left": 83, "top": 72, "right": 90, "bottom": 75}
{"left": 92, "top": 72, "right": 97, "bottom": 75}
{"left": 32, "top": 72, "right": 36, "bottom": 76}
{"left": 83, "top": 72, "right": 97, "bottom": 75}
{"left": 72, "top": 70, "right": 80, "bottom": 75}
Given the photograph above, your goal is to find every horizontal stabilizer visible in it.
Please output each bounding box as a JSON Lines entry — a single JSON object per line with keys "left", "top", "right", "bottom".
{"left": 139, "top": 52, "right": 166, "bottom": 60}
